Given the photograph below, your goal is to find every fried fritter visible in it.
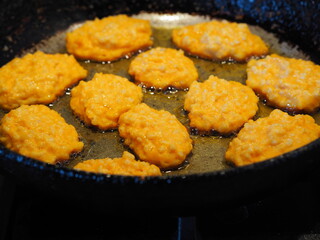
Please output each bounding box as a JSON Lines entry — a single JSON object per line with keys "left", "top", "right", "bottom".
{"left": 184, "top": 75, "right": 258, "bottom": 134}
{"left": 74, "top": 151, "right": 161, "bottom": 176}
{"left": 0, "top": 51, "right": 87, "bottom": 110}
{"left": 70, "top": 73, "right": 143, "bottom": 130}
{"left": 0, "top": 105, "right": 84, "bottom": 164}
{"left": 129, "top": 47, "right": 198, "bottom": 89}
{"left": 118, "top": 103, "right": 193, "bottom": 169}
{"left": 172, "top": 19, "right": 268, "bottom": 61}
{"left": 225, "top": 109, "right": 320, "bottom": 166}
{"left": 66, "top": 14, "right": 153, "bottom": 62}
{"left": 246, "top": 54, "right": 320, "bottom": 113}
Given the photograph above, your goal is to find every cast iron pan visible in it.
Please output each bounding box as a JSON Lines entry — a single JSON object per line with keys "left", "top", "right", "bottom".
{"left": 0, "top": 0, "right": 320, "bottom": 214}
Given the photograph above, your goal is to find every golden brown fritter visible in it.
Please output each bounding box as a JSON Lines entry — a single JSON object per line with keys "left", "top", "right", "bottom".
{"left": 70, "top": 73, "right": 143, "bottom": 130}
{"left": 0, "top": 105, "right": 83, "bottom": 164}
{"left": 246, "top": 54, "right": 320, "bottom": 113}
{"left": 118, "top": 103, "right": 193, "bottom": 169}
{"left": 184, "top": 75, "right": 258, "bottom": 134}
{"left": 225, "top": 109, "right": 320, "bottom": 166}
{"left": 172, "top": 19, "right": 268, "bottom": 61}
{"left": 0, "top": 51, "right": 87, "bottom": 110}
{"left": 66, "top": 14, "right": 153, "bottom": 62}
{"left": 74, "top": 151, "right": 161, "bottom": 176}
{"left": 129, "top": 47, "right": 198, "bottom": 89}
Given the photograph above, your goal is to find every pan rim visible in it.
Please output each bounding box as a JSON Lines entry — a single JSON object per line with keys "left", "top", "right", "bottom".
{"left": 1, "top": 136, "right": 319, "bottom": 185}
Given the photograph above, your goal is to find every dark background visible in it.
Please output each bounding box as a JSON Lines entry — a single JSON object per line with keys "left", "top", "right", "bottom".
{"left": 1, "top": 0, "right": 320, "bottom": 66}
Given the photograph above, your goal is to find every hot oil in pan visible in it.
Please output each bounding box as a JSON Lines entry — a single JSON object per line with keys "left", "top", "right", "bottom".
{"left": 1, "top": 13, "right": 319, "bottom": 176}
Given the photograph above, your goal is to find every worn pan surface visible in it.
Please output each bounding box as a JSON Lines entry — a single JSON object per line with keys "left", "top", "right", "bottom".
{"left": 0, "top": 0, "right": 320, "bottom": 213}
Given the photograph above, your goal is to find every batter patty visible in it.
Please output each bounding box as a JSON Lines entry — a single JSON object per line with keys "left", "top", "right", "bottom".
{"left": 0, "top": 51, "right": 87, "bottom": 110}
{"left": 225, "top": 109, "right": 320, "bottom": 166}
{"left": 246, "top": 54, "right": 320, "bottom": 113}
{"left": 74, "top": 151, "right": 161, "bottom": 177}
{"left": 70, "top": 73, "right": 143, "bottom": 130}
{"left": 118, "top": 103, "right": 193, "bottom": 169}
{"left": 184, "top": 75, "right": 259, "bottom": 134}
{"left": 66, "top": 14, "right": 153, "bottom": 62}
{"left": 0, "top": 105, "right": 84, "bottom": 164}
{"left": 128, "top": 47, "right": 198, "bottom": 89}
{"left": 172, "top": 19, "right": 268, "bottom": 61}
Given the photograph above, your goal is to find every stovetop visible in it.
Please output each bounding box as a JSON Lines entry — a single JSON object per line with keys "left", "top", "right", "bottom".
{"left": 1, "top": 173, "right": 320, "bottom": 240}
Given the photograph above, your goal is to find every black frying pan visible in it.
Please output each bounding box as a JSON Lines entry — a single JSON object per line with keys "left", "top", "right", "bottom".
{"left": 1, "top": 0, "right": 320, "bottom": 215}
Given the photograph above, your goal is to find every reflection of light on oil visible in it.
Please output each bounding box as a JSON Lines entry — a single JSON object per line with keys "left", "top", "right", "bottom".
{"left": 157, "top": 14, "right": 184, "bottom": 23}
{"left": 133, "top": 13, "right": 210, "bottom": 28}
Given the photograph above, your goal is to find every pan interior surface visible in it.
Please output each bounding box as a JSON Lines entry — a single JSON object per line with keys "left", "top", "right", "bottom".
{"left": 0, "top": 13, "right": 319, "bottom": 177}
